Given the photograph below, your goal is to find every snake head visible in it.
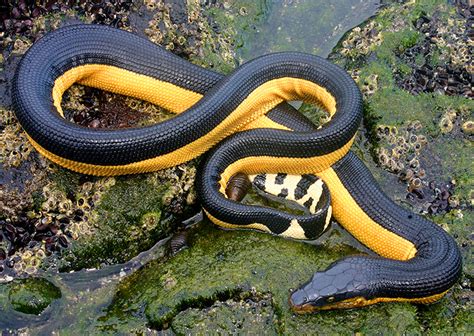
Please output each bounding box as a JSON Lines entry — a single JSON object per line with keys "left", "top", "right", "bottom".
{"left": 290, "top": 259, "right": 372, "bottom": 312}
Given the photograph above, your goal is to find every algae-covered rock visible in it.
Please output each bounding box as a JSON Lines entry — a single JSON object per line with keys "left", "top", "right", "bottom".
{"left": 92, "top": 220, "right": 471, "bottom": 334}
{"left": 171, "top": 291, "right": 278, "bottom": 335}
{"left": 58, "top": 174, "right": 179, "bottom": 271}
{"left": 0, "top": 0, "right": 472, "bottom": 334}
{"left": 96, "top": 222, "right": 363, "bottom": 333}
{"left": 8, "top": 278, "right": 61, "bottom": 315}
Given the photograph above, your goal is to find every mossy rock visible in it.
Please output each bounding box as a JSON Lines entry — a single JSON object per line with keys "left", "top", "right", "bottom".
{"left": 8, "top": 278, "right": 61, "bottom": 315}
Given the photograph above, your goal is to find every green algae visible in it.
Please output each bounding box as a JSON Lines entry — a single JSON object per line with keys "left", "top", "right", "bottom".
{"left": 6, "top": 278, "right": 61, "bottom": 315}
{"left": 430, "top": 134, "right": 473, "bottom": 200}
{"left": 368, "top": 88, "right": 465, "bottom": 132}
{"left": 85, "top": 220, "right": 467, "bottom": 335}
{"left": 97, "top": 222, "right": 361, "bottom": 333}
{"left": 59, "top": 175, "right": 170, "bottom": 271}
{"left": 171, "top": 291, "right": 278, "bottom": 335}
{"left": 376, "top": 29, "right": 422, "bottom": 66}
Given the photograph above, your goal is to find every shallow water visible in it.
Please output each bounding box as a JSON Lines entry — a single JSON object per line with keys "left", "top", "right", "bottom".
{"left": 237, "top": 0, "right": 380, "bottom": 61}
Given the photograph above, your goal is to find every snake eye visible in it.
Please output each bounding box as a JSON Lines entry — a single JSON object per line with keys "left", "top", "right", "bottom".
{"left": 327, "top": 296, "right": 335, "bottom": 303}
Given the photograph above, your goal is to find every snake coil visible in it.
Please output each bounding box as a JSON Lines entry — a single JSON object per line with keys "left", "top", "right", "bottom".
{"left": 12, "top": 24, "right": 461, "bottom": 311}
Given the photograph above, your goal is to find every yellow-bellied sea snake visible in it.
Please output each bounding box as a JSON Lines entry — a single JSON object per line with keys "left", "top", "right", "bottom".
{"left": 12, "top": 24, "right": 461, "bottom": 312}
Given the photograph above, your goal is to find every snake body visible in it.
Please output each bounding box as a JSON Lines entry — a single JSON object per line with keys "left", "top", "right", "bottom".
{"left": 12, "top": 24, "right": 461, "bottom": 311}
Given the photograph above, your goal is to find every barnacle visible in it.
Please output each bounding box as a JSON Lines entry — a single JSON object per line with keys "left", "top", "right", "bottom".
{"left": 12, "top": 38, "right": 32, "bottom": 55}
{"left": 377, "top": 150, "right": 389, "bottom": 166}
{"left": 397, "top": 136, "right": 406, "bottom": 146}
{"left": 417, "top": 168, "right": 426, "bottom": 179}
{"left": 448, "top": 195, "right": 459, "bottom": 208}
{"left": 58, "top": 199, "right": 74, "bottom": 214}
{"left": 409, "top": 120, "right": 422, "bottom": 131}
{"left": 413, "top": 142, "right": 422, "bottom": 152}
{"left": 391, "top": 146, "right": 405, "bottom": 159}
{"left": 177, "top": 35, "right": 187, "bottom": 46}
{"left": 399, "top": 168, "right": 414, "bottom": 181}
{"left": 446, "top": 109, "right": 457, "bottom": 121}
{"left": 141, "top": 212, "right": 161, "bottom": 231}
{"left": 408, "top": 134, "right": 418, "bottom": 144}
{"left": 461, "top": 121, "right": 474, "bottom": 135}
{"left": 239, "top": 7, "right": 248, "bottom": 16}
{"left": 409, "top": 158, "right": 420, "bottom": 170}
{"left": 408, "top": 177, "right": 422, "bottom": 192}
{"left": 439, "top": 116, "right": 453, "bottom": 134}
{"left": 80, "top": 181, "right": 94, "bottom": 194}
{"left": 42, "top": 197, "right": 58, "bottom": 212}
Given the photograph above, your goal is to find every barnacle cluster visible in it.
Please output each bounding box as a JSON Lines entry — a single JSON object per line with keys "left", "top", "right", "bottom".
{"left": 398, "top": 7, "right": 472, "bottom": 98}
{"left": 0, "top": 109, "right": 33, "bottom": 168}
{"left": 145, "top": 0, "right": 203, "bottom": 59}
{"left": 374, "top": 119, "right": 462, "bottom": 215}
{"left": 1, "top": 177, "right": 115, "bottom": 277}
{"left": 125, "top": 96, "right": 175, "bottom": 126}
{"left": 428, "top": 15, "right": 470, "bottom": 72}
{"left": 191, "top": 0, "right": 237, "bottom": 68}
{"left": 1, "top": 1, "right": 133, "bottom": 40}
{"left": 438, "top": 107, "right": 472, "bottom": 136}
{"left": 148, "top": 163, "right": 197, "bottom": 214}
{"left": 374, "top": 120, "right": 428, "bottom": 193}
{"left": 68, "top": 177, "right": 116, "bottom": 239}
{"left": 423, "top": 180, "right": 458, "bottom": 215}
{"left": 361, "top": 74, "right": 378, "bottom": 98}
{"left": 340, "top": 21, "right": 383, "bottom": 60}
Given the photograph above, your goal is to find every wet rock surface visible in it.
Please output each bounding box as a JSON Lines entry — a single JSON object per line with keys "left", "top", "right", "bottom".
{"left": 0, "top": 0, "right": 472, "bottom": 334}
{"left": 171, "top": 292, "right": 278, "bottom": 335}
{"left": 6, "top": 277, "right": 61, "bottom": 315}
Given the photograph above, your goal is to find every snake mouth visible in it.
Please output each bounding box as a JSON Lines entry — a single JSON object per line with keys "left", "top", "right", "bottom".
{"left": 290, "top": 303, "right": 320, "bottom": 314}
{"left": 288, "top": 288, "right": 321, "bottom": 313}
{"left": 288, "top": 295, "right": 320, "bottom": 314}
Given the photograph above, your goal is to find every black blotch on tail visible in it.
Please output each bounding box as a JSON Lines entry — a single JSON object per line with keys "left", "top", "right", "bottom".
{"left": 303, "top": 197, "right": 314, "bottom": 210}
{"left": 275, "top": 173, "right": 287, "bottom": 185}
{"left": 294, "top": 174, "right": 318, "bottom": 200}
{"left": 277, "top": 188, "right": 289, "bottom": 198}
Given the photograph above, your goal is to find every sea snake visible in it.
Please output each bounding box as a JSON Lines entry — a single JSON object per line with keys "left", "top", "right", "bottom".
{"left": 11, "top": 24, "right": 461, "bottom": 312}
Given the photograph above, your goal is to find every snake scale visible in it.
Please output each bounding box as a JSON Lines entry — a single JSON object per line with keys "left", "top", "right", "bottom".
{"left": 12, "top": 24, "right": 461, "bottom": 312}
